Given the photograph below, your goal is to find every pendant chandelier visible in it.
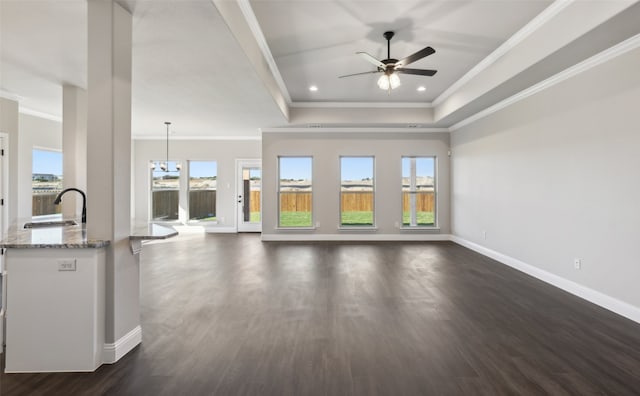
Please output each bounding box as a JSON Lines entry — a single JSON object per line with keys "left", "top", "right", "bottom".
{"left": 151, "top": 121, "right": 181, "bottom": 172}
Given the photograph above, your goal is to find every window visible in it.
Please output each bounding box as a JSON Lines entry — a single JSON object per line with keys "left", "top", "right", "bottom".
{"left": 150, "top": 161, "right": 180, "bottom": 221}
{"left": 189, "top": 161, "right": 217, "bottom": 221}
{"left": 32, "top": 149, "right": 63, "bottom": 218}
{"left": 278, "top": 157, "right": 312, "bottom": 227}
{"left": 402, "top": 156, "right": 435, "bottom": 227}
{"left": 340, "top": 156, "right": 374, "bottom": 226}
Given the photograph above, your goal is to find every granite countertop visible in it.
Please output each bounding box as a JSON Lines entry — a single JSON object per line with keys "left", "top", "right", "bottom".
{"left": 0, "top": 222, "right": 177, "bottom": 249}
{"left": 129, "top": 223, "right": 178, "bottom": 240}
{"left": 0, "top": 224, "right": 110, "bottom": 249}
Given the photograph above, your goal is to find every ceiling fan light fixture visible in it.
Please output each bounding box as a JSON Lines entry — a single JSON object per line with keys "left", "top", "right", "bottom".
{"left": 377, "top": 73, "right": 401, "bottom": 90}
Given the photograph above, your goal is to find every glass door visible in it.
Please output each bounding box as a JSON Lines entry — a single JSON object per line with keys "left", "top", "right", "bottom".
{"left": 236, "top": 159, "right": 261, "bottom": 232}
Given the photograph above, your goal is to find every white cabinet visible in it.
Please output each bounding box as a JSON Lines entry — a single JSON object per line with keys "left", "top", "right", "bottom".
{"left": 4, "top": 248, "right": 105, "bottom": 373}
{"left": 1, "top": 248, "right": 5, "bottom": 355}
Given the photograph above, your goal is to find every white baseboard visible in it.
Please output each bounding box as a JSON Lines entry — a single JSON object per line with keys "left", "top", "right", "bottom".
{"left": 450, "top": 235, "right": 640, "bottom": 325}
{"left": 262, "top": 233, "right": 451, "bottom": 242}
{"left": 205, "top": 227, "right": 237, "bottom": 234}
{"left": 102, "top": 325, "right": 142, "bottom": 364}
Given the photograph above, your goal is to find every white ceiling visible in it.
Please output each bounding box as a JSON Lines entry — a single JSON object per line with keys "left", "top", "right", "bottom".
{"left": 1, "top": 0, "right": 638, "bottom": 138}
{"left": 251, "top": 0, "right": 550, "bottom": 103}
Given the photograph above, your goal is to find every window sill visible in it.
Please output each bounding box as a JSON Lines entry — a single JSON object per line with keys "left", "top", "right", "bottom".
{"left": 338, "top": 226, "right": 378, "bottom": 232}
{"left": 399, "top": 226, "right": 440, "bottom": 232}
{"left": 188, "top": 220, "right": 219, "bottom": 225}
{"left": 274, "top": 226, "right": 317, "bottom": 231}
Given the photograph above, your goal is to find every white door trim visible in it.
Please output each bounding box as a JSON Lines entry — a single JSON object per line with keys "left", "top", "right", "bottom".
{"left": 235, "top": 159, "right": 262, "bottom": 232}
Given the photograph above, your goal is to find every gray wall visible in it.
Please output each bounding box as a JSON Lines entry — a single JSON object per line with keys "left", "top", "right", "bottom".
{"left": 262, "top": 131, "right": 450, "bottom": 239}
{"left": 133, "top": 139, "right": 260, "bottom": 229}
{"left": 450, "top": 47, "right": 640, "bottom": 309}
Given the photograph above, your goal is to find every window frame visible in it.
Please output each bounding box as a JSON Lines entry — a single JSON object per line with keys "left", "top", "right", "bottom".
{"left": 32, "top": 147, "right": 63, "bottom": 220}
{"left": 401, "top": 156, "right": 437, "bottom": 228}
{"left": 339, "top": 155, "right": 376, "bottom": 228}
{"left": 277, "top": 156, "right": 314, "bottom": 228}
{"left": 187, "top": 160, "right": 218, "bottom": 223}
{"left": 149, "top": 160, "right": 181, "bottom": 223}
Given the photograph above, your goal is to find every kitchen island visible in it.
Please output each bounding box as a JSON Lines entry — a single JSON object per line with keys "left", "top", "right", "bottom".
{"left": 0, "top": 222, "right": 177, "bottom": 373}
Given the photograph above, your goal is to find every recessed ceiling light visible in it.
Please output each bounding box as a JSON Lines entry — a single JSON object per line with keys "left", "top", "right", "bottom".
{"left": 309, "top": 85, "right": 318, "bottom": 92}
{"left": 417, "top": 86, "right": 426, "bottom": 92}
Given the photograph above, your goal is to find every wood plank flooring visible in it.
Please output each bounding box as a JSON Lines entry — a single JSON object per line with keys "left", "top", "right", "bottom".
{"left": 2, "top": 232, "right": 640, "bottom": 395}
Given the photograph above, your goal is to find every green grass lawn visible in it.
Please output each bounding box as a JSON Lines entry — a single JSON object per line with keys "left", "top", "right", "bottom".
{"left": 250, "top": 212, "right": 261, "bottom": 223}
{"left": 402, "top": 211, "right": 434, "bottom": 226}
{"left": 280, "top": 211, "right": 312, "bottom": 227}
{"left": 341, "top": 211, "right": 374, "bottom": 226}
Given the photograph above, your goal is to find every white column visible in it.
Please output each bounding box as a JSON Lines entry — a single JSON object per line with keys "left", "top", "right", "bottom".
{"left": 62, "top": 85, "right": 87, "bottom": 219}
{"left": 87, "top": 0, "right": 140, "bottom": 359}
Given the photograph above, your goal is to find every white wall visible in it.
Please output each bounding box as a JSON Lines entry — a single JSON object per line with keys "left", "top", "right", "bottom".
{"left": 133, "top": 139, "right": 260, "bottom": 229}
{"left": 262, "top": 131, "right": 450, "bottom": 239}
{"left": 450, "top": 47, "right": 640, "bottom": 312}
{"left": 18, "top": 113, "right": 62, "bottom": 222}
{"left": 0, "top": 98, "right": 19, "bottom": 227}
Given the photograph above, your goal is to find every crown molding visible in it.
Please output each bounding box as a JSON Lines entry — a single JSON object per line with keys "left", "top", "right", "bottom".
{"left": 0, "top": 90, "right": 24, "bottom": 102}
{"left": 449, "top": 32, "right": 640, "bottom": 132}
{"left": 133, "top": 134, "right": 261, "bottom": 141}
{"left": 290, "top": 101, "right": 433, "bottom": 109}
{"left": 20, "top": 107, "right": 62, "bottom": 122}
{"left": 260, "top": 127, "right": 449, "bottom": 134}
{"left": 433, "top": 0, "right": 573, "bottom": 107}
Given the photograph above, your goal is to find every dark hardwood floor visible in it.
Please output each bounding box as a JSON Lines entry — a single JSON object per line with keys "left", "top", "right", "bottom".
{"left": 2, "top": 232, "right": 640, "bottom": 395}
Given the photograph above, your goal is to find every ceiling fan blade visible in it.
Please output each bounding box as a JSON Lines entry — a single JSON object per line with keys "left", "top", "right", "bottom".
{"left": 338, "top": 70, "right": 381, "bottom": 78}
{"left": 356, "top": 52, "right": 385, "bottom": 69}
{"left": 396, "top": 68, "right": 437, "bottom": 76}
{"left": 396, "top": 46, "right": 435, "bottom": 68}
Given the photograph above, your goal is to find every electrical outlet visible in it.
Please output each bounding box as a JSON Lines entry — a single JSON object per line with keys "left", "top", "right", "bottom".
{"left": 573, "top": 258, "right": 581, "bottom": 270}
{"left": 58, "top": 259, "right": 77, "bottom": 271}
{"left": 315, "top": 222, "right": 320, "bottom": 228}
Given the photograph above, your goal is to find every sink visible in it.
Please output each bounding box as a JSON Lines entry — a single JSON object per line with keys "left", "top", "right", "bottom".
{"left": 24, "top": 220, "right": 78, "bottom": 229}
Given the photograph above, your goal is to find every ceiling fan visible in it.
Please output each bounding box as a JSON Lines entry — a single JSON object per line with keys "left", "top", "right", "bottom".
{"left": 339, "top": 31, "right": 437, "bottom": 91}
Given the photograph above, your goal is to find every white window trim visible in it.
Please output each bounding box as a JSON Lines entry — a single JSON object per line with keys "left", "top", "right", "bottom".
{"left": 187, "top": 160, "right": 218, "bottom": 224}
{"left": 401, "top": 156, "right": 437, "bottom": 229}
{"left": 339, "top": 155, "right": 376, "bottom": 228}
{"left": 277, "top": 156, "right": 314, "bottom": 228}
{"left": 149, "top": 160, "right": 181, "bottom": 223}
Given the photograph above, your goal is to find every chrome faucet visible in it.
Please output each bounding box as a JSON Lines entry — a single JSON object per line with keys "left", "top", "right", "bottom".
{"left": 54, "top": 188, "right": 87, "bottom": 224}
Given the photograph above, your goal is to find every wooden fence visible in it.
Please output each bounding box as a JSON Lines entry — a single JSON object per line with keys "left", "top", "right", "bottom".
{"left": 152, "top": 190, "right": 179, "bottom": 220}
{"left": 277, "top": 191, "right": 435, "bottom": 212}
{"left": 36, "top": 189, "right": 433, "bottom": 219}
{"left": 341, "top": 192, "right": 373, "bottom": 212}
{"left": 32, "top": 193, "right": 62, "bottom": 216}
{"left": 402, "top": 192, "right": 435, "bottom": 212}
{"left": 279, "top": 192, "right": 311, "bottom": 212}
{"left": 249, "top": 191, "right": 261, "bottom": 213}
{"left": 152, "top": 190, "right": 218, "bottom": 220}
{"left": 189, "top": 190, "right": 217, "bottom": 219}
